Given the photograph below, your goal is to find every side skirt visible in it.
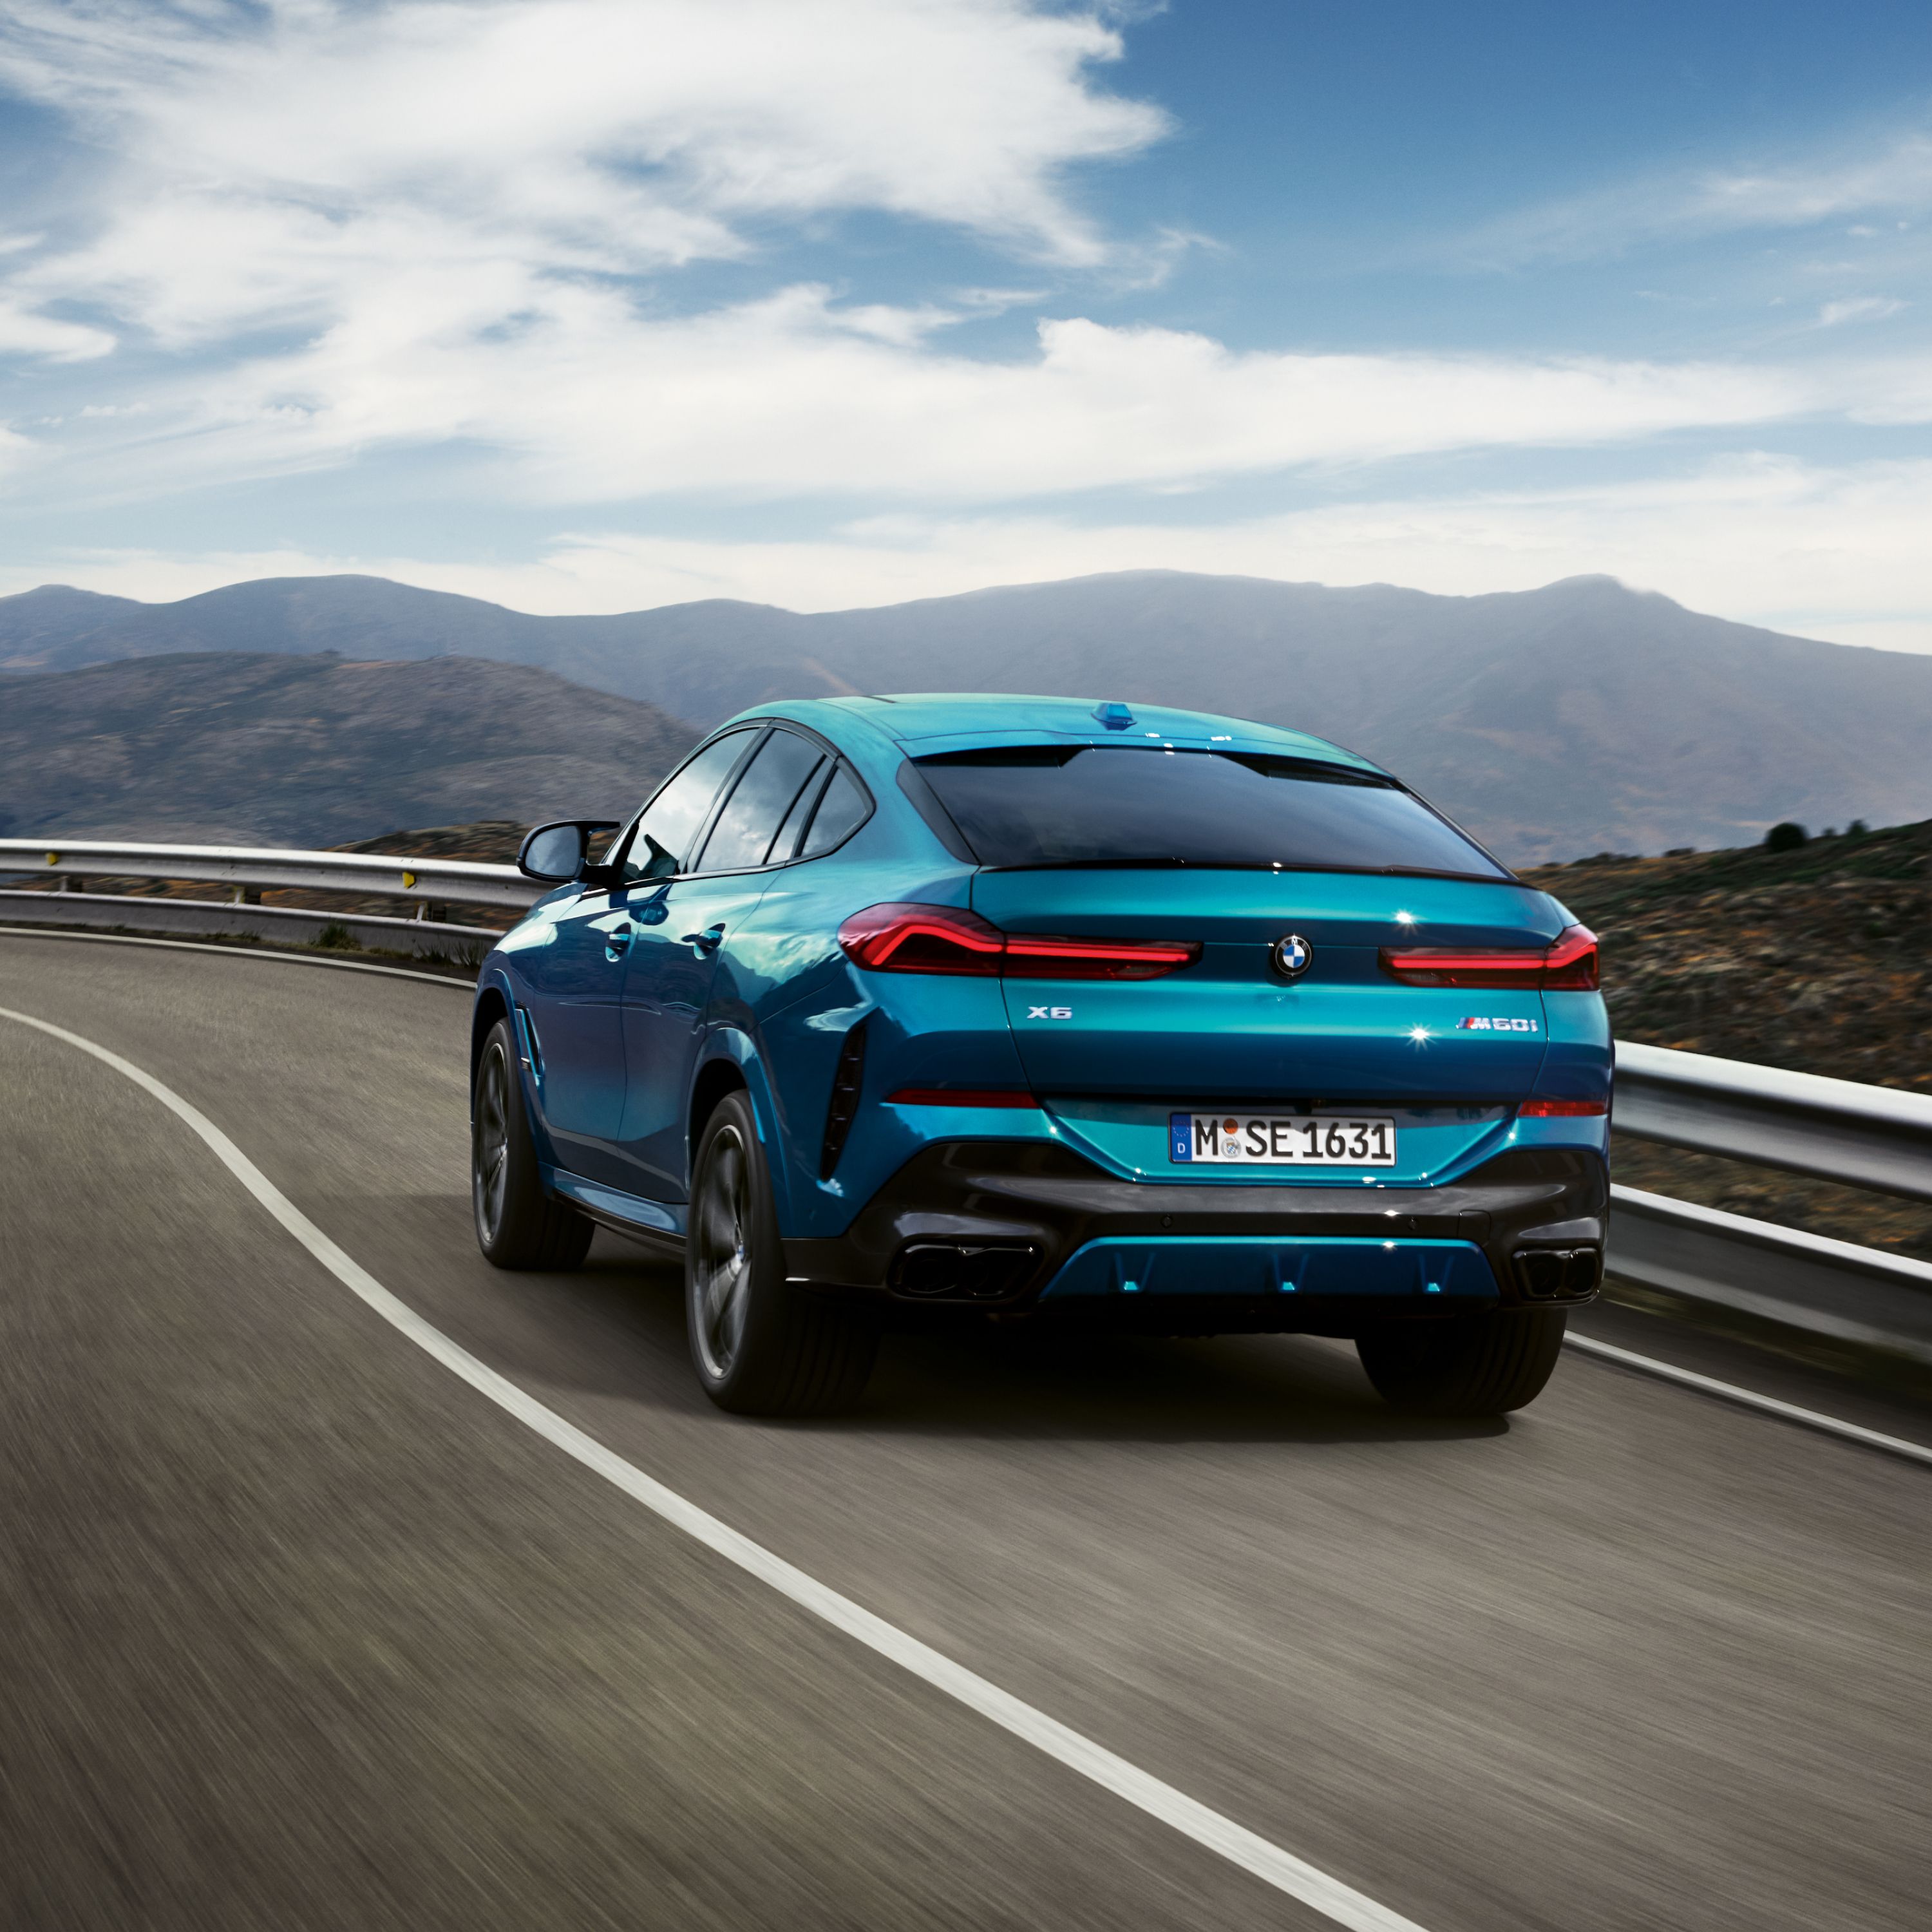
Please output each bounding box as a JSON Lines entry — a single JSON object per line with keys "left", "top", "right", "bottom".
{"left": 544, "top": 1166, "right": 688, "bottom": 1260}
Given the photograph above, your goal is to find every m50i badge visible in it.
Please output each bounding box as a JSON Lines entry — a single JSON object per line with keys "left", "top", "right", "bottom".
{"left": 1457, "top": 1016, "right": 1540, "bottom": 1033}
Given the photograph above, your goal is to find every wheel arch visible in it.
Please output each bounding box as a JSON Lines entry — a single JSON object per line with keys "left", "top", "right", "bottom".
{"left": 688, "top": 1030, "right": 796, "bottom": 1225}
{"left": 471, "top": 981, "right": 513, "bottom": 1097}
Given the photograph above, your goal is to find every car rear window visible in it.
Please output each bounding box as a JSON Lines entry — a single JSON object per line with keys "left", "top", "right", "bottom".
{"left": 914, "top": 745, "right": 1508, "bottom": 878}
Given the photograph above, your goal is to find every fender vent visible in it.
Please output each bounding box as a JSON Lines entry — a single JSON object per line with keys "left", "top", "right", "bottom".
{"left": 819, "top": 1023, "right": 867, "bottom": 1179}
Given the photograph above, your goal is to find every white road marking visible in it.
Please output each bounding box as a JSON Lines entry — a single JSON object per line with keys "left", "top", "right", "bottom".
{"left": 0, "top": 1001, "right": 1428, "bottom": 1932}
{"left": 0, "top": 924, "right": 471, "bottom": 989}
{"left": 1563, "top": 1332, "right": 1932, "bottom": 1467}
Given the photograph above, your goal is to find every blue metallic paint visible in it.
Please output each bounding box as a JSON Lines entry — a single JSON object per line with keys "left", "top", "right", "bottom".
{"left": 475, "top": 694, "right": 1613, "bottom": 1311}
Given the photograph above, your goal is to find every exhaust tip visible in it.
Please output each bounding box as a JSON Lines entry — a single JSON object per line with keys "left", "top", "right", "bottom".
{"left": 890, "top": 1240, "right": 1043, "bottom": 1302}
{"left": 1513, "top": 1246, "right": 1602, "bottom": 1300}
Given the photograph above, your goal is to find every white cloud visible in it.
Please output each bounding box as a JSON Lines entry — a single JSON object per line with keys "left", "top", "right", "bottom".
{"left": 0, "top": 0, "right": 1863, "bottom": 512}
{"left": 0, "top": 299, "right": 113, "bottom": 362}
{"left": 1817, "top": 295, "right": 1905, "bottom": 327}
{"left": 0, "top": 0, "right": 1164, "bottom": 328}
{"left": 12, "top": 454, "right": 1932, "bottom": 654}
{"left": 101, "top": 288, "right": 1808, "bottom": 503}
{"left": 1462, "top": 126, "right": 1932, "bottom": 265}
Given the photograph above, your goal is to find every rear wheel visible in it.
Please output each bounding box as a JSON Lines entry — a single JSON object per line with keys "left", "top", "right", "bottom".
{"left": 687, "top": 1091, "right": 877, "bottom": 1416}
{"left": 1356, "top": 1308, "right": 1566, "bottom": 1416}
{"left": 471, "top": 1018, "right": 594, "bottom": 1271}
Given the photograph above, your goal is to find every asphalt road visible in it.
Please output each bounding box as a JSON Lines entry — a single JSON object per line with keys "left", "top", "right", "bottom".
{"left": 3, "top": 931, "right": 1927, "bottom": 1931}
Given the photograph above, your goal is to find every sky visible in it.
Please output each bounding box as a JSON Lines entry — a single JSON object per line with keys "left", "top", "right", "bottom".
{"left": 3, "top": 0, "right": 1932, "bottom": 646}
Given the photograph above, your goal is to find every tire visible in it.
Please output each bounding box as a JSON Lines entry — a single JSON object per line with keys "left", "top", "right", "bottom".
{"left": 471, "top": 1017, "right": 594, "bottom": 1271}
{"left": 686, "top": 1091, "right": 878, "bottom": 1416}
{"left": 1356, "top": 1308, "right": 1567, "bottom": 1416}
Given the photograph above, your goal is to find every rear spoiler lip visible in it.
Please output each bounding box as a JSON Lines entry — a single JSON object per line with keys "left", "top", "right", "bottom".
{"left": 971, "top": 858, "right": 1526, "bottom": 887}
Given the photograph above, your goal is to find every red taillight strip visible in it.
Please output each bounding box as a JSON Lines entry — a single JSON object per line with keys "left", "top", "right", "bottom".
{"left": 1518, "top": 1097, "right": 1609, "bottom": 1117}
{"left": 1380, "top": 922, "right": 1599, "bottom": 992}
{"left": 1002, "top": 933, "right": 1200, "bottom": 980}
{"left": 837, "top": 902, "right": 1199, "bottom": 980}
{"left": 887, "top": 1088, "right": 1037, "bottom": 1108}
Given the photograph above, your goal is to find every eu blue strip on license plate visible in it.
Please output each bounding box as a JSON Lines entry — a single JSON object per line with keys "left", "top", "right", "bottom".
{"left": 1170, "top": 1113, "right": 1397, "bottom": 1166}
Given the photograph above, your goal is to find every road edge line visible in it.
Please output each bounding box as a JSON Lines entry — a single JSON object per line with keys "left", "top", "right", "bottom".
{"left": 0, "top": 1000, "right": 1430, "bottom": 1932}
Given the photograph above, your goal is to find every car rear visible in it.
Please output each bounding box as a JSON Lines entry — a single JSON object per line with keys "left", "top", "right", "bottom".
{"left": 786, "top": 701, "right": 1610, "bottom": 1351}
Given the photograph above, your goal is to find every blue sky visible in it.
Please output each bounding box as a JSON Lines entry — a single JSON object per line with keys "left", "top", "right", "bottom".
{"left": 3, "top": 1, "right": 1932, "bottom": 646}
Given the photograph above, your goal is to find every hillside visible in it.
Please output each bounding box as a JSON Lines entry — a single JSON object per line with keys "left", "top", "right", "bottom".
{"left": 1524, "top": 820, "right": 1932, "bottom": 1264}
{"left": 6, "top": 571, "right": 1932, "bottom": 862}
{"left": 1522, "top": 817, "right": 1932, "bottom": 1094}
{"left": 0, "top": 652, "right": 694, "bottom": 847}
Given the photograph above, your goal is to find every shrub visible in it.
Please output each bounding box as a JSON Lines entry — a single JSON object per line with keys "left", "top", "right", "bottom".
{"left": 1764, "top": 821, "right": 1808, "bottom": 853}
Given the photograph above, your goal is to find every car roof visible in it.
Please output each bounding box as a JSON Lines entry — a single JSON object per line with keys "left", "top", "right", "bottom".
{"left": 739, "top": 693, "right": 1384, "bottom": 773}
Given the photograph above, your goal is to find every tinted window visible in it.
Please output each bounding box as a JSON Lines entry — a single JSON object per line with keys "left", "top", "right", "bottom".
{"left": 697, "top": 728, "right": 825, "bottom": 873}
{"left": 916, "top": 746, "right": 1507, "bottom": 877}
{"left": 799, "top": 764, "right": 871, "bottom": 858}
{"left": 766, "top": 754, "right": 828, "bottom": 864}
{"left": 620, "top": 730, "right": 754, "bottom": 883}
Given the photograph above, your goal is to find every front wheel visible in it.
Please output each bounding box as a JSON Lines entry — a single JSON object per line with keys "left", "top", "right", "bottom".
{"left": 686, "top": 1092, "right": 877, "bottom": 1416}
{"left": 471, "top": 1018, "right": 594, "bottom": 1271}
{"left": 1356, "top": 1308, "right": 1566, "bottom": 1416}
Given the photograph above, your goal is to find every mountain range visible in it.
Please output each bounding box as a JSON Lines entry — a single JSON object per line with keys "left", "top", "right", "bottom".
{"left": 5, "top": 569, "right": 1931, "bottom": 861}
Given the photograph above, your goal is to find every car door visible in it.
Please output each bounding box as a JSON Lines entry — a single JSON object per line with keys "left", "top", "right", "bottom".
{"left": 616, "top": 725, "right": 831, "bottom": 1198}
{"left": 523, "top": 729, "right": 757, "bottom": 1189}
{"left": 511, "top": 867, "right": 639, "bottom": 1188}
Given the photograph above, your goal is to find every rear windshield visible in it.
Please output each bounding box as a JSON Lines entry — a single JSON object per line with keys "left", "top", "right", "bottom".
{"left": 914, "top": 746, "right": 1508, "bottom": 878}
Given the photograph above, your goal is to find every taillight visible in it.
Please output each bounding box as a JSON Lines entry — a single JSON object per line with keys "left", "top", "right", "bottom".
{"left": 1540, "top": 924, "right": 1601, "bottom": 990}
{"left": 838, "top": 903, "right": 1199, "bottom": 980}
{"left": 1518, "top": 1097, "right": 1609, "bottom": 1117}
{"left": 1379, "top": 922, "right": 1599, "bottom": 992}
{"left": 837, "top": 903, "right": 1005, "bottom": 974}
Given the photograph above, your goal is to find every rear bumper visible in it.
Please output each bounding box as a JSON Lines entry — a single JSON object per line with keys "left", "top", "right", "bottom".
{"left": 784, "top": 1140, "right": 1607, "bottom": 1330}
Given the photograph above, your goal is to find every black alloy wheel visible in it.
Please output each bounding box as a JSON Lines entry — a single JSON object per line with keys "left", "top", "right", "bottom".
{"left": 685, "top": 1090, "right": 877, "bottom": 1416}
{"left": 471, "top": 1016, "right": 594, "bottom": 1271}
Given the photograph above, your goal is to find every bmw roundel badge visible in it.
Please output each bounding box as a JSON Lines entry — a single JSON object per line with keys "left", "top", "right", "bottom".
{"left": 1271, "top": 933, "right": 1313, "bottom": 980}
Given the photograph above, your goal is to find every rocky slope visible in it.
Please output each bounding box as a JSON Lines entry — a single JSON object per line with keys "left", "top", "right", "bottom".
{"left": 0, "top": 651, "right": 694, "bottom": 847}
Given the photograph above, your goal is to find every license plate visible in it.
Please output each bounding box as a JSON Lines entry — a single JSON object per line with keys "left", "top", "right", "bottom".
{"left": 1170, "top": 1112, "right": 1397, "bottom": 1166}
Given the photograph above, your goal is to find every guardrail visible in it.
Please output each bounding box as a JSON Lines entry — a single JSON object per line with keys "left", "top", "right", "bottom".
{"left": 0, "top": 837, "right": 541, "bottom": 960}
{"left": 1605, "top": 1042, "right": 1932, "bottom": 1363}
{"left": 3, "top": 836, "right": 1927, "bottom": 1360}
{"left": 0, "top": 837, "right": 538, "bottom": 910}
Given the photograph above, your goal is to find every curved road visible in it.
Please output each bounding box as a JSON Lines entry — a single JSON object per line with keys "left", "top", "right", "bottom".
{"left": 3, "top": 931, "right": 1927, "bottom": 1931}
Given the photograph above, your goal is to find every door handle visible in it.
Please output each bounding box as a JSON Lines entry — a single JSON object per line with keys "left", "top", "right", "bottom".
{"left": 604, "top": 921, "right": 634, "bottom": 961}
{"left": 682, "top": 923, "right": 725, "bottom": 957}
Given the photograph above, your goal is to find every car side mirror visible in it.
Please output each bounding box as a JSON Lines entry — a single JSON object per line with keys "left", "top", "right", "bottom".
{"left": 518, "top": 819, "right": 620, "bottom": 885}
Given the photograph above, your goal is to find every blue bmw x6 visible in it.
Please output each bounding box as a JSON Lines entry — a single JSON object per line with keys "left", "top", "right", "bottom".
{"left": 469, "top": 695, "right": 1610, "bottom": 1417}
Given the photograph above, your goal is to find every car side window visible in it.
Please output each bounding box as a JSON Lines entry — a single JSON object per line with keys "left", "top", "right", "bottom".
{"left": 765, "top": 755, "right": 829, "bottom": 864}
{"left": 620, "top": 730, "right": 755, "bottom": 884}
{"left": 799, "top": 762, "right": 872, "bottom": 858}
{"left": 696, "top": 728, "right": 825, "bottom": 874}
